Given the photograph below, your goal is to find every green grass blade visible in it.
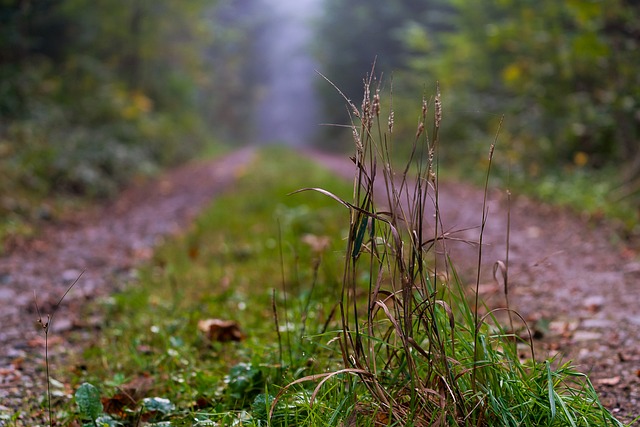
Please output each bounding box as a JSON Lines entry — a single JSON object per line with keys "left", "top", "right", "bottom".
{"left": 546, "top": 361, "right": 556, "bottom": 419}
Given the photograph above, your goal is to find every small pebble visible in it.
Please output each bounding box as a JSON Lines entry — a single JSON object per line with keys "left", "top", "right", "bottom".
{"left": 572, "top": 330, "right": 603, "bottom": 341}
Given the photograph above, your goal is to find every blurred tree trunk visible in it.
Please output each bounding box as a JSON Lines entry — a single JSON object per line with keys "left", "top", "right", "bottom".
{"left": 127, "top": 0, "right": 144, "bottom": 89}
{"left": 612, "top": 110, "right": 640, "bottom": 200}
{"left": 620, "top": 114, "right": 640, "bottom": 184}
{"left": 606, "top": 3, "right": 640, "bottom": 200}
{"left": 617, "top": 151, "right": 640, "bottom": 201}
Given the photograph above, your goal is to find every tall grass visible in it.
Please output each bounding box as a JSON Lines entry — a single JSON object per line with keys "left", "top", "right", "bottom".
{"left": 278, "top": 75, "right": 625, "bottom": 426}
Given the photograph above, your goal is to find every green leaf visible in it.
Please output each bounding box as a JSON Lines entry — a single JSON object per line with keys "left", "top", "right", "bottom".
{"left": 546, "top": 361, "right": 556, "bottom": 419}
{"left": 226, "top": 363, "right": 264, "bottom": 400}
{"left": 351, "top": 215, "right": 368, "bottom": 259}
{"left": 142, "top": 397, "right": 176, "bottom": 414}
{"left": 75, "top": 382, "right": 103, "bottom": 421}
{"left": 251, "top": 393, "right": 274, "bottom": 422}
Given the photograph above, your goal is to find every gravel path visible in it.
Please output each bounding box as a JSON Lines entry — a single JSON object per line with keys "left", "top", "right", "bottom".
{"left": 0, "top": 147, "right": 256, "bottom": 425}
{"left": 1, "top": 146, "right": 638, "bottom": 425}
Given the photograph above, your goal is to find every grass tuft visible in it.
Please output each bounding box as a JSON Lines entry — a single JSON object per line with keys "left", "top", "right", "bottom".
{"left": 278, "top": 75, "right": 627, "bottom": 426}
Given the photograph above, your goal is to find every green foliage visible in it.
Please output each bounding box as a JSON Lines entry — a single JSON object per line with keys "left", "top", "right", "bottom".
{"left": 402, "top": 0, "right": 640, "bottom": 181}
{"left": 75, "top": 383, "right": 103, "bottom": 423}
{"left": 226, "top": 363, "right": 264, "bottom": 403}
{"left": 142, "top": 397, "right": 175, "bottom": 415}
{"left": 0, "top": 0, "right": 226, "bottom": 233}
{"left": 93, "top": 416, "right": 122, "bottom": 427}
{"left": 73, "top": 382, "right": 177, "bottom": 426}
{"left": 315, "top": 1, "right": 640, "bottom": 216}
{"left": 313, "top": 0, "right": 452, "bottom": 147}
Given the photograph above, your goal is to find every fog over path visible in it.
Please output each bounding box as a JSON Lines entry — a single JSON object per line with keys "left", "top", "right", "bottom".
{"left": 256, "top": 0, "right": 323, "bottom": 146}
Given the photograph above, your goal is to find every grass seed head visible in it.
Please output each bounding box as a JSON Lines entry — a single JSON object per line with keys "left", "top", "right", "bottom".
{"left": 373, "top": 88, "right": 381, "bottom": 117}
{"left": 416, "top": 122, "right": 425, "bottom": 139}
{"left": 353, "top": 126, "right": 364, "bottom": 156}
{"left": 362, "top": 95, "right": 372, "bottom": 130}
{"left": 421, "top": 97, "right": 428, "bottom": 122}
{"left": 435, "top": 86, "right": 442, "bottom": 129}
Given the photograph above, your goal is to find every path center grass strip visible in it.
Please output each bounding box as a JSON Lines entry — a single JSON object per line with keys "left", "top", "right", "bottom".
{"left": 63, "top": 146, "right": 353, "bottom": 425}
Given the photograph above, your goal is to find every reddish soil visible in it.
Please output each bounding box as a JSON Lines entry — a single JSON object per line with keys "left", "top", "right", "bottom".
{"left": 0, "top": 146, "right": 638, "bottom": 425}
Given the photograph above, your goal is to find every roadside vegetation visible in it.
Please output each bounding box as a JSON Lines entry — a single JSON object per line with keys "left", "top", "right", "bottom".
{"left": 316, "top": 0, "right": 640, "bottom": 234}
{"left": 0, "top": 0, "right": 266, "bottom": 249}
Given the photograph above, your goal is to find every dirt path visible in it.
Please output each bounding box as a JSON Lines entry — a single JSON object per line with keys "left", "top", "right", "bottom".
{"left": 1, "top": 146, "right": 638, "bottom": 424}
{"left": 0, "top": 147, "right": 256, "bottom": 423}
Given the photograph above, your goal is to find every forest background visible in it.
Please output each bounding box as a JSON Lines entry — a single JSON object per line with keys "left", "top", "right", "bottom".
{"left": 1, "top": 0, "right": 639, "bottom": 238}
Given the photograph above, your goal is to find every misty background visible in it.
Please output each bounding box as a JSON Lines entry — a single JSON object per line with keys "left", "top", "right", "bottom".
{"left": 0, "top": 0, "right": 639, "bottom": 218}
{"left": 255, "top": 0, "right": 322, "bottom": 146}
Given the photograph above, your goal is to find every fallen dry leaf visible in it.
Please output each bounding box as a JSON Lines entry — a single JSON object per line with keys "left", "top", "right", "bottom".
{"left": 198, "top": 319, "right": 245, "bottom": 342}
{"left": 11, "top": 357, "right": 24, "bottom": 370}
{"left": 583, "top": 295, "right": 605, "bottom": 313}
{"left": 188, "top": 243, "right": 200, "bottom": 260}
{"left": 102, "top": 393, "right": 134, "bottom": 418}
{"left": 102, "top": 375, "right": 154, "bottom": 417}
{"left": 192, "top": 396, "right": 210, "bottom": 409}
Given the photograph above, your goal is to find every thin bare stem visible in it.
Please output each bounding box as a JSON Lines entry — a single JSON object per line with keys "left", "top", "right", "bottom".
{"left": 472, "top": 116, "right": 504, "bottom": 393}
{"left": 277, "top": 221, "right": 293, "bottom": 365}
{"left": 505, "top": 189, "right": 514, "bottom": 336}
{"left": 34, "top": 270, "right": 84, "bottom": 427}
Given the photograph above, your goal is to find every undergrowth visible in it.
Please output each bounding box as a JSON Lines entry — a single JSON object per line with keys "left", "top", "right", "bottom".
{"left": 509, "top": 167, "right": 640, "bottom": 236}
{"left": 444, "top": 153, "right": 640, "bottom": 239}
